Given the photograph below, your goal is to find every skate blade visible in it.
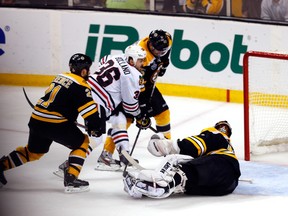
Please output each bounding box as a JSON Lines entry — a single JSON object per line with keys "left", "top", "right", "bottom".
{"left": 53, "top": 169, "right": 64, "bottom": 179}
{"left": 64, "top": 186, "right": 90, "bottom": 193}
{"left": 94, "top": 163, "right": 122, "bottom": 172}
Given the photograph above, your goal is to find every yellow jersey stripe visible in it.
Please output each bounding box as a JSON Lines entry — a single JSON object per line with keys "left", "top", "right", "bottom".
{"left": 185, "top": 136, "right": 206, "bottom": 156}
{"left": 31, "top": 113, "right": 68, "bottom": 123}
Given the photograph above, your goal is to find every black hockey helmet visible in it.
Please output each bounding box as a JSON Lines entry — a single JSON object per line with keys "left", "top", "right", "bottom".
{"left": 148, "top": 29, "right": 170, "bottom": 52}
{"left": 215, "top": 120, "right": 232, "bottom": 137}
{"left": 69, "top": 53, "right": 92, "bottom": 75}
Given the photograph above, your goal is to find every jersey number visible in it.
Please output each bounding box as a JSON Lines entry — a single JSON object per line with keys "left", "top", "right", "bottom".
{"left": 38, "top": 83, "right": 61, "bottom": 108}
{"left": 96, "top": 59, "right": 120, "bottom": 87}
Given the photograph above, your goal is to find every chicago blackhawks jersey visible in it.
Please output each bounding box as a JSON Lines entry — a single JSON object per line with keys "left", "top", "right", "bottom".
{"left": 88, "top": 54, "right": 143, "bottom": 118}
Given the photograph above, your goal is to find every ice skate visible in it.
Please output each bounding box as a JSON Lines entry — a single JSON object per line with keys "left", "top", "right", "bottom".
{"left": 95, "top": 150, "right": 122, "bottom": 171}
{"left": 64, "top": 169, "right": 89, "bottom": 193}
{"left": 53, "top": 160, "right": 68, "bottom": 179}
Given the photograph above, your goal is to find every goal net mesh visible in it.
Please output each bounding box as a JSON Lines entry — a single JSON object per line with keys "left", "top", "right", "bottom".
{"left": 244, "top": 51, "right": 288, "bottom": 159}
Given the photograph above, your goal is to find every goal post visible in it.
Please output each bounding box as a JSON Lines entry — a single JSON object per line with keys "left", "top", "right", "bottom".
{"left": 243, "top": 51, "right": 288, "bottom": 161}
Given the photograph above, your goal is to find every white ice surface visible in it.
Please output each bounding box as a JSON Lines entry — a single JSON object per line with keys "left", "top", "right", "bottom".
{"left": 0, "top": 86, "right": 287, "bottom": 216}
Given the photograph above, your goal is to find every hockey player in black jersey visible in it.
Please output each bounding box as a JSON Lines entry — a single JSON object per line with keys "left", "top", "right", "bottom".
{"left": 0, "top": 53, "right": 106, "bottom": 193}
{"left": 135, "top": 29, "right": 173, "bottom": 138}
{"left": 123, "top": 121, "right": 241, "bottom": 198}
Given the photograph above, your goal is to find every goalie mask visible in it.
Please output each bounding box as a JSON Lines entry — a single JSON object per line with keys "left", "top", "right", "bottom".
{"left": 69, "top": 53, "right": 92, "bottom": 75}
{"left": 215, "top": 120, "right": 232, "bottom": 137}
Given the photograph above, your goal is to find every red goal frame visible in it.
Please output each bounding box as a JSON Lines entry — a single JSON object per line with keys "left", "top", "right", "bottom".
{"left": 243, "top": 51, "right": 288, "bottom": 161}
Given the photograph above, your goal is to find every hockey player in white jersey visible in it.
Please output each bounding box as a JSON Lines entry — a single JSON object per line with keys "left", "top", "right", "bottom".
{"left": 54, "top": 44, "right": 149, "bottom": 177}
{"left": 90, "top": 45, "right": 149, "bottom": 170}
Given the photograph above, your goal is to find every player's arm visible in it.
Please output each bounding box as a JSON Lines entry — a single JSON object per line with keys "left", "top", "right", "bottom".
{"left": 120, "top": 72, "right": 141, "bottom": 117}
{"left": 74, "top": 86, "right": 106, "bottom": 137}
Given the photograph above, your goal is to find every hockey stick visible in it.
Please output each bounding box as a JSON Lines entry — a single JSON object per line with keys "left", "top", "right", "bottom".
{"left": 121, "top": 149, "right": 144, "bottom": 171}
{"left": 149, "top": 125, "right": 157, "bottom": 133}
{"left": 122, "top": 127, "right": 142, "bottom": 177}
{"left": 22, "top": 87, "right": 35, "bottom": 108}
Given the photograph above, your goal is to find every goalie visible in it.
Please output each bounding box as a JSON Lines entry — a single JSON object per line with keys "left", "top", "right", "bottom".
{"left": 123, "top": 121, "right": 241, "bottom": 198}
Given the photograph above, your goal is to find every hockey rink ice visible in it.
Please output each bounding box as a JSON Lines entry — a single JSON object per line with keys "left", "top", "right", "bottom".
{"left": 0, "top": 86, "right": 287, "bottom": 215}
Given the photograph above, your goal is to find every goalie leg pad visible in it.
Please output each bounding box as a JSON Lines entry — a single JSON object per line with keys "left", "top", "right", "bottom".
{"left": 134, "top": 180, "right": 169, "bottom": 199}
{"left": 134, "top": 169, "right": 188, "bottom": 199}
{"left": 137, "top": 154, "right": 192, "bottom": 187}
{"left": 123, "top": 173, "right": 143, "bottom": 199}
{"left": 133, "top": 155, "right": 191, "bottom": 198}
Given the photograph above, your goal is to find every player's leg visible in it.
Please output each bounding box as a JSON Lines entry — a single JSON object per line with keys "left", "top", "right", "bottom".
{"left": 149, "top": 88, "right": 171, "bottom": 139}
{"left": 64, "top": 134, "right": 90, "bottom": 193}
{"left": 154, "top": 109, "right": 171, "bottom": 139}
{"left": 0, "top": 123, "right": 50, "bottom": 187}
{"left": 46, "top": 121, "right": 92, "bottom": 193}
{"left": 96, "top": 115, "right": 133, "bottom": 171}
{"left": 95, "top": 128, "right": 122, "bottom": 171}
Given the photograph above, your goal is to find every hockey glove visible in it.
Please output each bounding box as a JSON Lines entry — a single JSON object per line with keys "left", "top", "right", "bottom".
{"left": 158, "top": 67, "right": 167, "bottom": 77}
{"left": 85, "top": 119, "right": 103, "bottom": 137}
{"left": 136, "top": 116, "right": 151, "bottom": 130}
{"left": 158, "top": 59, "right": 169, "bottom": 77}
{"left": 85, "top": 105, "right": 106, "bottom": 137}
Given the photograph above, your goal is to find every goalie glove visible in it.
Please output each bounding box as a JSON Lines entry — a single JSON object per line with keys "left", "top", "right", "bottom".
{"left": 147, "top": 133, "right": 180, "bottom": 157}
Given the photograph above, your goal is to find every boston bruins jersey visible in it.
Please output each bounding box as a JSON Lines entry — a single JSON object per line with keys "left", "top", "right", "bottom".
{"left": 32, "top": 72, "right": 99, "bottom": 124}
{"left": 136, "top": 35, "right": 172, "bottom": 91}
{"left": 88, "top": 54, "right": 142, "bottom": 118}
{"left": 178, "top": 127, "right": 237, "bottom": 160}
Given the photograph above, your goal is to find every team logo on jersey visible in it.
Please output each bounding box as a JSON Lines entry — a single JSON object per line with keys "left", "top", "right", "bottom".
{"left": 139, "top": 76, "right": 145, "bottom": 85}
{"left": 151, "top": 62, "right": 158, "bottom": 70}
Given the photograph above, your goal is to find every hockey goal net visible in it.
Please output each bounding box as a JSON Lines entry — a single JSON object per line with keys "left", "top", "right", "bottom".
{"left": 243, "top": 51, "right": 288, "bottom": 161}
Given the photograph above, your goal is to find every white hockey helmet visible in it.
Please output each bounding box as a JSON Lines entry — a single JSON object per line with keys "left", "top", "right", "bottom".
{"left": 124, "top": 44, "right": 146, "bottom": 65}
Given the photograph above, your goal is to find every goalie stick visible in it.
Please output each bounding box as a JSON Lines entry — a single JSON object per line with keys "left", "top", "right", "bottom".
{"left": 121, "top": 150, "right": 144, "bottom": 172}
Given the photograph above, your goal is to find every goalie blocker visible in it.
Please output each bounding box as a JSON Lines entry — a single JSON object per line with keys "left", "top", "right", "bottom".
{"left": 123, "top": 121, "right": 241, "bottom": 198}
